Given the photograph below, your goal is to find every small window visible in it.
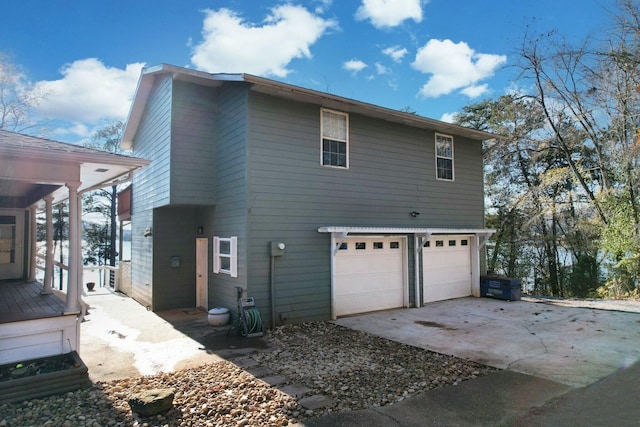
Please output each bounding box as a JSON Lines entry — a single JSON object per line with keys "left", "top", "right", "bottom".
{"left": 461, "top": 239, "right": 468, "bottom": 246}
{"left": 423, "top": 241, "right": 430, "bottom": 248}
{"left": 321, "top": 109, "right": 348, "bottom": 168}
{"left": 436, "top": 133, "right": 454, "bottom": 181}
{"left": 390, "top": 241, "right": 400, "bottom": 249}
{"left": 339, "top": 242, "right": 348, "bottom": 250}
{"left": 213, "top": 236, "right": 238, "bottom": 277}
{"left": 355, "top": 242, "right": 366, "bottom": 250}
{"left": 435, "top": 240, "right": 444, "bottom": 247}
{"left": 449, "top": 240, "right": 456, "bottom": 246}
{"left": 373, "top": 242, "right": 383, "bottom": 249}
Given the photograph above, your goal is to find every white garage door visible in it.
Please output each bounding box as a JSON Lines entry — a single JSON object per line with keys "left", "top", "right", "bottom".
{"left": 335, "top": 236, "right": 406, "bottom": 317}
{"left": 423, "top": 235, "right": 471, "bottom": 303}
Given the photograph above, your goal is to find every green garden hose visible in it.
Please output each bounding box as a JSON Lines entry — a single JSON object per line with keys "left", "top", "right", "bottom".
{"left": 241, "top": 307, "right": 263, "bottom": 336}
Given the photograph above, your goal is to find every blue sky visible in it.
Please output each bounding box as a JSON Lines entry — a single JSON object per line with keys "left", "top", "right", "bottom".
{"left": 1, "top": 0, "right": 612, "bottom": 143}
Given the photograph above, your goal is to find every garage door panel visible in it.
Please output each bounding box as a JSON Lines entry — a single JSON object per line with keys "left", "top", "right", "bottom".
{"left": 336, "top": 289, "right": 403, "bottom": 317}
{"left": 335, "top": 256, "right": 400, "bottom": 274}
{"left": 423, "top": 236, "right": 471, "bottom": 304}
{"left": 426, "top": 269, "right": 469, "bottom": 284}
{"left": 335, "top": 237, "right": 405, "bottom": 317}
{"left": 336, "top": 272, "right": 402, "bottom": 293}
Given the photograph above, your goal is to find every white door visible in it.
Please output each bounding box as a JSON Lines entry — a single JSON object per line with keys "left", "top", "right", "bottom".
{"left": 334, "top": 236, "right": 406, "bottom": 317}
{"left": 0, "top": 211, "right": 24, "bottom": 280}
{"left": 423, "top": 235, "right": 471, "bottom": 303}
{"left": 196, "top": 238, "right": 208, "bottom": 309}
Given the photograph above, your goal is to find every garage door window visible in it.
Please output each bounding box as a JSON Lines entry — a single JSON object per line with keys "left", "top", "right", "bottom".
{"left": 390, "top": 241, "right": 400, "bottom": 249}
{"left": 461, "top": 239, "right": 468, "bottom": 246}
{"left": 435, "top": 240, "right": 444, "bottom": 247}
{"left": 449, "top": 240, "right": 456, "bottom": 246}
{"left": 374, "top": 242, "right": 383, "bottom": 249}
{"left": 356, "top": 242, "right": 366, "bottom": 250}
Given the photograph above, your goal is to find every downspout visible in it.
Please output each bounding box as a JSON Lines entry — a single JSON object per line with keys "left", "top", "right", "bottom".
{"left": 414, "top": 235, "right": 421, "bottom": 308}
{"left": 270, "top": 254, "right": 276, "bottom": 330}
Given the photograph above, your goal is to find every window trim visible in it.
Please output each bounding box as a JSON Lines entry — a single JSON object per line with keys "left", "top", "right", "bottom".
{"left": 435, "top": 133, "right": 454, "bottom": 181}
{"left": 213, "top": 236, "right": 238, "bottom": 278}
{"left": 320, "top": 108, "right": 349, "bottom": 169}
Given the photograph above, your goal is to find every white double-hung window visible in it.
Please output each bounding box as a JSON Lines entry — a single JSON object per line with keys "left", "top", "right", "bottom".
{"left": 213, "top": 236, "right": 238, "bottom": 277}
{"left": 321, "top": 109, "right": 348, "bottom": 168}
{"left": 435, "top": 133, "right": 454, "bottom": 181}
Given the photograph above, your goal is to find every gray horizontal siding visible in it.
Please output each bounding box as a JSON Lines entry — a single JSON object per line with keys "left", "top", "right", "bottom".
{"left": 208, "top": 84, "right": 250, "bottom": 314}
{"left": 170, "top": 81, "right": 217, "bottom": 205}
{"left": 246, "top": 91, "right": 485, "bottom": 323}
{"left": 130, "top": 74, "right": 174, "bottom": 309}
{"left": 152, "top": 206, "right": 197, "bottom": 311}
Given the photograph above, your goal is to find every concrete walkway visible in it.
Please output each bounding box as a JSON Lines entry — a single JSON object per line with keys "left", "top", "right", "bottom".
{"left": 80, "top": 287, "right": 224, "bottom": 381}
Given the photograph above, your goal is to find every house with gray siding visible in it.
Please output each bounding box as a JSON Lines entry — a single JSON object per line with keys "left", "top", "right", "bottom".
{"left": 121, "top": 64, "right": 496, "bottom": 326}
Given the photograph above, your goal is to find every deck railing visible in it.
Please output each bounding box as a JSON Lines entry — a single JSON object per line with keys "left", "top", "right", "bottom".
{"left": 35, "top": 254, "right": 120, "bottom": 292}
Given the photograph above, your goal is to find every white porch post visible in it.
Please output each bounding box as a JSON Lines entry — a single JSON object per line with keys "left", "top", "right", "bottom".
{"left": 330, "top": 233, "right": 337, "bottom": 320}
{"left": 64, "top": 182, "right": 81, "bottom": 314}
{"left": 41, "top": 195, "right": 54, "bottom": 294}
{"left": 471, "top": 236, "right": 481, "bottom": 297}
{"left": 28, "top": 205, "right": 37, "bottom": 282}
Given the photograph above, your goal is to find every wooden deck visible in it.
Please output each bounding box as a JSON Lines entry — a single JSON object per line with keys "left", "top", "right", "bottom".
{"left": 0, "top": 280, "right": 67, "bottom": 323}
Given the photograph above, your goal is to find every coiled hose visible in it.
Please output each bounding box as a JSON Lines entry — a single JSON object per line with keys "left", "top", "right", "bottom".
{"left": 241, "top": 307, "right": 263, "bottom": 336}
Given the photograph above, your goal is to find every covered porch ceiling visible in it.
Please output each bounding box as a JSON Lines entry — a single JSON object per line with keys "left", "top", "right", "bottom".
{"left": 0, "top": 130, "right": 150, "bottom": 208}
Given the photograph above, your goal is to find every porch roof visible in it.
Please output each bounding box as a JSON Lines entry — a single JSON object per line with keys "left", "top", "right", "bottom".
{"left": 0, "top": 130, "right": 150, "bottom": 208}
{"left": 317, "top": 226, "right": 496, "bottom": 236}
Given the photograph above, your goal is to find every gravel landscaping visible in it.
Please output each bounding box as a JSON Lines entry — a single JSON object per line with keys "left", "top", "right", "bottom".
{"left": 0, "top": 322, "right": 495, "bottom": 426}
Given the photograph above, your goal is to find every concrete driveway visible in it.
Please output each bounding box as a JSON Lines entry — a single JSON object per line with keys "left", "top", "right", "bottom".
{"left": 334, "top": 296, "right": 640, "bottom": 387}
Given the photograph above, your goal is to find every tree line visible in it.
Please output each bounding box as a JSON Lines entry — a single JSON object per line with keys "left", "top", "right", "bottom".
{"left": 455, "top": 0, "right": 640, "bottom": 298}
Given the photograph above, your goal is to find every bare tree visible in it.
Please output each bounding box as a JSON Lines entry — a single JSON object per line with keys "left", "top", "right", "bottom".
{"left": 0, "top": 53, "right": 49, "bottom": 132}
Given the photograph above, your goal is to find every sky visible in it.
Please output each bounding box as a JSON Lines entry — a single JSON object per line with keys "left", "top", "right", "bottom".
{"left": 0, "top": 0, "right": 614, "bottom": 144}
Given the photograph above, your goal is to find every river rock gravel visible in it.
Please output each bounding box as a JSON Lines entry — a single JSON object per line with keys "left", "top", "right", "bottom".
{"left": 0, "top": 322, "right": 495, "bottom": 426}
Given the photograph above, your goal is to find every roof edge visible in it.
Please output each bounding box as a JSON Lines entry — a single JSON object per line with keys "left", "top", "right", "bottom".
{"left": 121, "top": 64, "right": 498, "bottom": 150}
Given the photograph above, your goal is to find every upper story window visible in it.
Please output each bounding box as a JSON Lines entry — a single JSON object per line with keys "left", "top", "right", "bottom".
{"left": 321, "top": 109, "right": 348, "bottom": 168}
{"left": 435, "top": 133, "right": 454, "bottom": 181}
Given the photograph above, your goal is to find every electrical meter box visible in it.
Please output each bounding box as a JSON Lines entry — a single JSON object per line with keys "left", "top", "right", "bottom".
{"left": 270, "top": 241, "right": 286, "bottom": 257}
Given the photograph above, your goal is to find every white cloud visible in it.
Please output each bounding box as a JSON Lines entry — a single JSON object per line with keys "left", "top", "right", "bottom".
{"left": 356, "top": 0, "right": 423, "bottom": 28}
{"left": 343, "top": 59, "right": 368, "bottom": 74}
{"left": 191, "top": 5, "right": 336, "bottom": 77}
{"left": 440, "top": 112, "right": 457, "bottom": 123}
{"left": 375, "top": 62, "right": 389, "bottom": 75}
{"left": 461, "top": 84, "right": 489, "bottom": 98}
{"left": 382, "top": 46, "right": 408, "bottom": 63}
{"left": 314, "top": 0, "right": 333, "bottom": 13}
{"left": 411, "top": 39, "right": 506, "bottom": 98}
{"left": 32, "top": 59, "right": 144, "bottom": 124}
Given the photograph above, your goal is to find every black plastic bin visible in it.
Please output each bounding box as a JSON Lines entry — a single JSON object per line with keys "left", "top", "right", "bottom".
{"left": 480, "top": 276, "right": 522, "bottom": 301}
